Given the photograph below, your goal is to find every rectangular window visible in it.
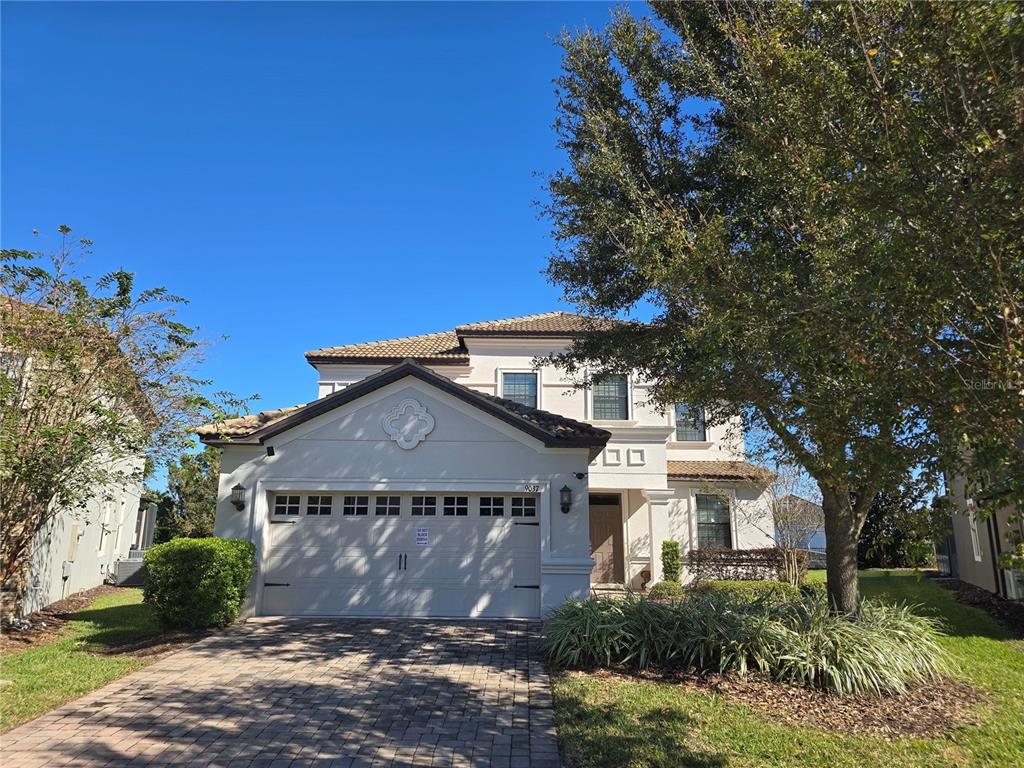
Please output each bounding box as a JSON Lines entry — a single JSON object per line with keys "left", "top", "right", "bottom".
{"left": 510, "top": 497, "right": 536, "bottom": 517}
{"left": 443, "top": 496, "right": 468, "bottom": 517}
{"left": 502, "top": 372, "right": 538, "bottom": 408}
{"left": 411, "top": 496, "right": 437, "bottom": 516}
{"left": 674, "top": 404, "right": 706, "bottom": 442}
{"left": 593, "top": 375, "right": 629, "bottom": 420}
{"left": 969, "top": 509, "right": 983, "bottom": 562}
{"left": 375, "top": 496, "right": 401, "bottom": 516}
{"left": 274, "top": 494, "right": 300, "bottom": 516}
{"left": 696, "top": 494, "right": 732, "bottom": 549}
{"left": 480, "top": 496, "right": 505, "bottom": 517}
{"left": 306, "top": 495, "right": 332, "bottom": 515}
{"left": 342, "top": 495, "right": 369, "bottom": 516}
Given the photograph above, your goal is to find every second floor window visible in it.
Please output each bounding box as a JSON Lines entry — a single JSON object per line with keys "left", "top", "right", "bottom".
{"left": 502, "top": 372, "right": 537, "bottom": 408}
{"left": 696, "top": 494, "right": 732, "bottom": 549}
{"left": 675, "top": 404, "right": 706, "bottom": 442}
{"left": 593, "top": 375, "right": 628, "bottom": 420}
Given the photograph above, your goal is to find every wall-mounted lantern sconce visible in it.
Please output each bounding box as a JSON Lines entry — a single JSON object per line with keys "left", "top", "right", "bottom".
{"left": 560, "top": 485, "right": 572, "bottom": 514}
{"left": 266, "top": 446, "right": 275, "bottom": 457}
{"left": 230, "top": 484, "right": 246, "bottom": 511}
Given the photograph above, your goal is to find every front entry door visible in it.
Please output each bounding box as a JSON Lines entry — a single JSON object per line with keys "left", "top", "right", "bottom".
{"left": 589, "top": 494, "right": 624, "bottom": 584}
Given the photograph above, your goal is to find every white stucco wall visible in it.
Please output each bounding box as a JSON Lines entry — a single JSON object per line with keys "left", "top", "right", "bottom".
{"left": 22, "top": 456, "right": 144, "bottom": 615}
{"left": 214, "top": 376, "right": 594, "bottom": 616}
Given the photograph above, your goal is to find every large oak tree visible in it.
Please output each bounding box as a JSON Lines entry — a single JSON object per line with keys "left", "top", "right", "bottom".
{"left": 545, "top": 1, "right": 1023, "bottom": 612}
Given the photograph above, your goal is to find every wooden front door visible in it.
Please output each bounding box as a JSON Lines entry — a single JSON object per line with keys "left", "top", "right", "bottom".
{"left": 589, "top": 494, "right": 624, "bottom": 584}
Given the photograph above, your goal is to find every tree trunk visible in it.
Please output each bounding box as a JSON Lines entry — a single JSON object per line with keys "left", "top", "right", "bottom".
{"left": 820, "top": 486, "right": 866, "bottom": 615}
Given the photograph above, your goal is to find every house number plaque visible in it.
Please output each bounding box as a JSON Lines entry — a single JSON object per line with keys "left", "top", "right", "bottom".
{"left": 523, "top": 484, "right": 540, "bottom": 493}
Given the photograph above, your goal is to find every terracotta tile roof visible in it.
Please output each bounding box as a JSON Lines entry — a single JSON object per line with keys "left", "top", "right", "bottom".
{"left": 305, "top": 330, "right": 467, "bottom": 364}
{"left": 197, "top": 360, "right": 610, "bottom": 455}
{"left": 456, "top": 311, "right": 620, "bottom": 335}
{"left": 195, "top": 405, "right": 304, "bottom": 439}
{"left": 667, "top": 460, "right": 774, "bottom": 484}
{"left": 305, "top": 312, "right": 623, "bottom": 363}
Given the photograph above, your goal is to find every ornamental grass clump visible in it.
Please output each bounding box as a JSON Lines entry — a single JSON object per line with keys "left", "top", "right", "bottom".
{"left": 543, "top": 592, "right": 950, "bottom": 697}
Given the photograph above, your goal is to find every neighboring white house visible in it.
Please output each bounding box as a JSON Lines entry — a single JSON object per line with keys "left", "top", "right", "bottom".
{"left": 21, "top": 469, "right": 155, "bottom": 615}
{"left": 198, "top": 312, "right": 775, "bottom": 619}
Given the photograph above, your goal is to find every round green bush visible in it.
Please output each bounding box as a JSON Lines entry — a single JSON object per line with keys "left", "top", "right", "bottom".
{"left": 543, "top": 591, "right": 950, "bottom": 696}
{"left": 647, "top": 580, "right": 686, "bottom": 601}
{"left": 143, "top": 538, "right": 255, "bottom": 629}
{"left": 690, "top": 579, "right": 800, "bottom": 604}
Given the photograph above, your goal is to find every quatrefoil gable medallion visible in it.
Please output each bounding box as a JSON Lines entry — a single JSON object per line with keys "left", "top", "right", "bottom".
{"left": 381, "top": 398, "right": 436, "bottom": 450}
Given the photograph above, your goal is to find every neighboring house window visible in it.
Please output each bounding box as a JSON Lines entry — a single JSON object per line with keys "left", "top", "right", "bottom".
{"left": 274, "top": 495, "right": 300, "bottom": 516}
{"left": 443, "top": 496, "right": 468, "bottom": 516}
{"left": 510, "top": 497, "right": 536, "bottom": 517}
{"left": 480, "top": 496, "right": 505, "bottom": 517}
{"left": 675, "top": 404, "right": 706, "bottom": 442}
{"left": 342, "top": 496, "right": 369, "bottom": 516}
{"left": 306, "top": 495, "right": 332, "bottom": 515}
{"left": 375, "top": 496, "right": 400, "bottom": 516}
{"left": 968, "top": 506, "right": 982, "bottom": 562}
{"left": 593, "top": 375, "right": 629, "bottom": 420}
{"left": 696, "top": 494, "right": 732, "bottom": 549}
{"left": 411, "top": 496, "right": 437, "bottom": 516}
{"left": 502, "top": 372, "right": 538, "bottom": 408}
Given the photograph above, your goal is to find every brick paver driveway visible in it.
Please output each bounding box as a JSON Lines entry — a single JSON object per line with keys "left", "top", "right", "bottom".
{"left": 1, "top": 619, "right": 560, "bottom": 768}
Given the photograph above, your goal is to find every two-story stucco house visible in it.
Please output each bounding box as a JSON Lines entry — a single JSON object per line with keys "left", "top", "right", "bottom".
{"left": 199, "top": 312, "right": 774, "bottom": 618}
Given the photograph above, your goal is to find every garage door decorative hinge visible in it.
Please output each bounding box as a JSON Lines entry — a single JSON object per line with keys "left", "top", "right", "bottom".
{"left": 263, "top": 582, "right": 290, "bottom": 587}
{"left": 513, "top": 521, "right": 539, "bottom": 526}
{"left": 513, "top": 585, "right": 540, "bottom": 589}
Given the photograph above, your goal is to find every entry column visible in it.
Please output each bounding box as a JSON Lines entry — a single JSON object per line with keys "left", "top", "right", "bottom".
{"left": 642, "top": 488, "right": 676, "bottom": 583}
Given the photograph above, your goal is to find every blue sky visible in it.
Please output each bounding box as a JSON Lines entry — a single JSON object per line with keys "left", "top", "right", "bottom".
{"left": 2, "top": 0, "right": 648, "bottom": 422}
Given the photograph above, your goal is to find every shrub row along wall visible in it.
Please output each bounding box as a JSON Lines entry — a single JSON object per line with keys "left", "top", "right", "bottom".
{"left": 688, "top": 547, "right": 806, "bottom": 582}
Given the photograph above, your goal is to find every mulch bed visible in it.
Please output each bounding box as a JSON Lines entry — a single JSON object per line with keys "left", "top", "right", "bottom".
{"left": 930, "top": 575, "right": 1024, "bottom": 637}
{"left": 573, "top": 668, "right": 986, "bottom": 740}
{"left": 0, "top": 584, "right": 123, "bottom": 655}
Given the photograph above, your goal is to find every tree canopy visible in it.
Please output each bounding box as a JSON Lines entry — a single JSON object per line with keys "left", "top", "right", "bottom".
{"left": 545, "top": 1, "right": 1023, "bottom": 612}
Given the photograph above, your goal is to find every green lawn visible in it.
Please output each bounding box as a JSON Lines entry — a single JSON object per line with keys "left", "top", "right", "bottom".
{"left": 0, "top": 588, "right": 164, "bottom": 732}
{"left": 553, "top": 570, "right": 1024, "bottom": 768}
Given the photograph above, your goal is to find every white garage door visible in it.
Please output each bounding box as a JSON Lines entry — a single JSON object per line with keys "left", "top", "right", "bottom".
{"left": 260, "top": 493, "right": 541, "bottom": 618}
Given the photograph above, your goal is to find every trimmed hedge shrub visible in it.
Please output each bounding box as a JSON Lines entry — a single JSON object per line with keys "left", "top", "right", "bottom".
{"left": 543, "top": 592, "right": 950, "bottom": 696}
{"left": 661, "top": 540, "right": 681, "bottom": 583}
{"left": 691, "top": 579, "right": 800, "bottom": 604}
{"left": 143, "top": 538, "right": 255, "bottom": 628}
{"left": 688, "top": 547, "right": 784, "bottom": 581}
{"left": 647, "top": 580, "right": 685, "bottom": 601}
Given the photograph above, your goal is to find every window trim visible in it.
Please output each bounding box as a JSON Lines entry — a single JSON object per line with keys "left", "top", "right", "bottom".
{"left": 496, "top": 368, "right": 541, "bottom": 410}
{"left": 694, "top": 492, "right": 733, "bottom": 550}
{"left": 443, "top": 496, "right": 469, "bottom": 517}
{"left": 374, "top": 495, "right": 401, "bottom": 517}
{"left": 273, "top": 494, "right": 301, "bottom": 516}
{"left": 589, "top": 373, "right": 632, "bottom": 421}
{"left": 342, "top": 495, "right": 369, "bottom": 516}
{"left": 673, "top": 404, "right": 707, "bottom": 442}
{"left": 967, "top": 502, "right": 983, "bottom": 562}
{"left": 411, "top": 495, "right": 437, "bottom": 516}
{"left": 306, "top": 494, "right": 333, "bottom": 516}
{"left": 479, "top": 496, "right": 506, "bottom": 517}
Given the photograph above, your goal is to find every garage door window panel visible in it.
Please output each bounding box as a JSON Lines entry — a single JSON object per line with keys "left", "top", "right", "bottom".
{"left": 411, "top": 496, "right": 437, "bottom": 516}
{"left": 510, "top": 497, "right": 536, "bottom": 517}
{"left": 443, "top": 496, "right": 468, "bottom": 516}
{"left": 274, "top": 495, "right": 300, "bottom": 516}
{"left": 480, "top": 497, "right": 505, "bottom": 517}
{"left": 375, "top": 496, "right": 401, "bottom": 516}
{"left": 343, "top": 496, "right": 369, "bottom": 516}
{"left": 306, "top": 495, "right": 333, "bottom": 515}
